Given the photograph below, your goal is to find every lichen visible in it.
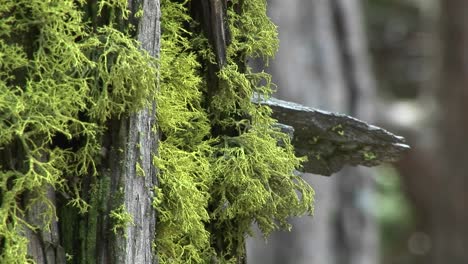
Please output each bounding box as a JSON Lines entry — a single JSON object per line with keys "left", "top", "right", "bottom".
{"left": 0, "top": 0, "right": 155, "bottom": 262}
{"left": 1, "top": 0, "right": 315, "bottom": 263}
{"left": 364, "top": 151, "right": 377, "bottom": 161}
{"left": 152, "top": 1, "right": 214, "bottom": 262}
{"left": 154, "top": 0, "right": 314, "bottom": 263}
{"left": 109, "top": 204, "right": 134, "bottom": 235}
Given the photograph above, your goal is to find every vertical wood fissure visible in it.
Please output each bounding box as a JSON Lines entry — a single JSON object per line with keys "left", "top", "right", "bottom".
{"left": 111, "top": 0, "right": 161, "bottom": 263}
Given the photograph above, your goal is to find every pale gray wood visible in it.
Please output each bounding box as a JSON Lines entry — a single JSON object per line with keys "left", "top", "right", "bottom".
{"left": 112, "top": 0, "right": 161, "bottom": 263}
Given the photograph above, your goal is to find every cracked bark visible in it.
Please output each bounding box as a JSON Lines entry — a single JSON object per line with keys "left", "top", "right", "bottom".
{"left": 103, "top": 1, "right": 161, "bottom": 263}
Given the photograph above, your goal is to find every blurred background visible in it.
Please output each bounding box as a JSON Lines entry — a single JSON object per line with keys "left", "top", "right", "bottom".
{"left": 247, "top": 0, "right": 468, "bottom": 263}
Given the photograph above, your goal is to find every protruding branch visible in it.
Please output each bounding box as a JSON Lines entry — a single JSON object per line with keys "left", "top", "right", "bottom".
{"left": 257, "top": 96, "right": 410, "bottom": 176}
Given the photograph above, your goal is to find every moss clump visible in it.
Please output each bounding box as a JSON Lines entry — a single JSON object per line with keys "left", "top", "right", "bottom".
{"left": 154, "top": 0, "right": 315, "bottom": 263}
{"left": 153, "top": 1, "right": 214, "bottom": 262}
{"left": 0, "top": 0, "right": 156, "bottom": 262}
{"left": 109, "top": 204, "right": 134, "bottom": 235}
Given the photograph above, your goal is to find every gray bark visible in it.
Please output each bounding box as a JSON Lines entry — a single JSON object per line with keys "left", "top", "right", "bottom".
{"left": 25, "top": 186, "right": 66, "bottom": 264}
{"left": 110, "top": 0, "right": 161, "bottom": 263}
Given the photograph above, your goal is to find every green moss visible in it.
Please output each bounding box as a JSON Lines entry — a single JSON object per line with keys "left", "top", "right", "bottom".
{"left": 1, "top": 0, "right": 315, "bottom": 263}
{"left": 154, "top": 0, "right": 314, "bottom": 263}
{"left": 109, "top": 204, "right": 134, "bottom": 235}
{"left": 153, "top": 3, "right": 214, "bottom": 261}
{"left": 79, "top": 175, "right": 111, "bottom": 264}
{"left": 0, "top": 0, "right": 155, "bottom": 262}
{"left": 364, "top": 151, "right": 377, "bottom": 161}
{"left": 332, "top": 124, "right": 345, "bottom": 136}
{"left": 136, "top": 162, "right": 146, "bottom": 177}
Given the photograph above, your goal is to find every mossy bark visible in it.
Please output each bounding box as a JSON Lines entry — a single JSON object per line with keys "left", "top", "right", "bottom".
{"left": 25, "top": 185, "right": 66, "bottom": 264}
{"left": 1, "top": 1, "right": 314, "bottom": 263}
{"left": 0, "top": 1, "right": 161, "bottom": 263}
{"left": 62, "top": 1, "right": 161, "bottom": 263}
{"left": 111, "top": 1, "right": 160, "bottom": 263}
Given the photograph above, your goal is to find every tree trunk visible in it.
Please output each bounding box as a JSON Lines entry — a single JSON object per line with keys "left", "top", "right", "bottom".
{"left": 20, "top": 1, "right": 162, "bottom": 263}
{"left": 432, "top": 0, "right": 468, "bottom": 262}
{"left": 108, "top": 1, "right": 160, "bottom": 262}
{"left": 367, "top": 1, "right": 468, "bottom": 263}
{"left": 247, "top": 0, "right": 378, "bottom": 263}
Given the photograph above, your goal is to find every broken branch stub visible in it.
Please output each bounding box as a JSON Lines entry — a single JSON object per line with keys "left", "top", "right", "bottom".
{"left": 258, "top": 97, "right": 410, "bottom": 176}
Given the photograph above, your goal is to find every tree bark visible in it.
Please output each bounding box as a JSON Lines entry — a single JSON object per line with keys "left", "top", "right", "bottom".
{"left": 92, "top": 1, "right": 161, "bottom": 263}
{"left": 26, "top": 186, "right": 66, "bottom": 264}
{"left": 23, "top": 1, "right": 162, "bottom": 263}
{"left": 113, "top": 1, "right": 161, "bottom": 263}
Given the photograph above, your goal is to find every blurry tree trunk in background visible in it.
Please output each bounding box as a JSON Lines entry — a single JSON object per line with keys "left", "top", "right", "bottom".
{"left": 393, "top": 1, "right": 468, "bottom": 263}
{"left": 433, "top": 0, "right": 468, "bottom": 262}
{"left": 366, "top": 0, "right": 468, "bottom": 263}
{"left": 247, "top": 0, "right": 378, "bottom": 263}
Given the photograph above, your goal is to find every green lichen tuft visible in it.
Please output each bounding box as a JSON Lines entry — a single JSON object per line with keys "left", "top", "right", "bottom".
{"left": 153, "top": 1, "right": 214, "bottom": 262}
{"left": 154, "top": 0, "right": 314, "bottom": 263}
{"left": 109, "top": 204, "right": 134, "bottom": 235}
{"left": 0, "top": 0, "right": 156, "bottom": 262}
{"left": 364, "top": 151, "right": 377, "bottom": 161}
